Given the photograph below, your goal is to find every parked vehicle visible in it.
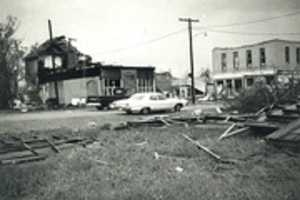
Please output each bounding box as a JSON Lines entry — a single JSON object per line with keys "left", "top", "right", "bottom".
{"left": 86, "top": 88, "right": 128, "bottom": 110}
{"left": 110, "top": 92, "right": 189, "bottom": 114}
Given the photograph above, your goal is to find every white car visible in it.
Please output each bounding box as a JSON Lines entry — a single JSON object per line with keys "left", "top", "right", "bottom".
{"left": 110, "top": 92, "right": 189, "bottom": 114}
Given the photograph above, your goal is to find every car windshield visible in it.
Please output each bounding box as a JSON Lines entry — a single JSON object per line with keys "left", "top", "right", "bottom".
{"left": 129, "top": 94, "right": 145, "bottom": 100}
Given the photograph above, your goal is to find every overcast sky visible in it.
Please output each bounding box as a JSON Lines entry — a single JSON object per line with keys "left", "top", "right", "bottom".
{"left": 1, "top": 0, "right": 300, "bottom": 77}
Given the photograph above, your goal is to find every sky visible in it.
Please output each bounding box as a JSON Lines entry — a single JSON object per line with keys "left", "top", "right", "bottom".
{"left": 1, "top": 0, "right": 300, "bottom": 77}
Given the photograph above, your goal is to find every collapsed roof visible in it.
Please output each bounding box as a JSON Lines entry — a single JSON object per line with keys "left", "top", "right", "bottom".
{"left": 24, "top": 36, "right": 83, "bottom": 61}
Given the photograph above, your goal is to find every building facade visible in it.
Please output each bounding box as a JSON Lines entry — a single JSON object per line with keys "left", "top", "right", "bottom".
{"left": 25, "top": 36, "right": 155, "bottom": 105}
{"left": 212, "top": 39, "right": 300, "bottom": 97}
{"left": 37, "top": 64, "right": 155, "bottom": 105}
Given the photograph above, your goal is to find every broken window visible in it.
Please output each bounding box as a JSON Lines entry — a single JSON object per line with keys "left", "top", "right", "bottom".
{"left": 247, "top": 78, "right": 254, "bottom": 87}
{"left": 104, "top": 79, "right": 120, "bottom": 96}
{"left": 221, "top": 53, "right": 227, "bottom": 71}
{"left": 44, "top": 56, "right": 62, "bottom": 69}
{"left": 226, "top": 80, "right": 233, "bottom": 96}
{"left": 285, "top": 46, "right": 290, "bottom": 64}
{"left": 217, "top": 80, "right": 223, "bottom": 86}
{"left": 266, "top": 76, "right": 274, "bottom": 85}
{"left": 234, "top": 79, "right": 242, "bottom": 92}
{"left": 233, "top": 51, "right": 239, "bottom": 70}
{"left": 296, "top": 48, "right": 300, "bottom": 64}
{"left": 138, "top": 78, "right": 153, "bottom": 92}
{"left": 260, "top": 48, "right": 266, "bottom": 67}
{"left": 246, "top": 50, "right": 252, "bottom": 68}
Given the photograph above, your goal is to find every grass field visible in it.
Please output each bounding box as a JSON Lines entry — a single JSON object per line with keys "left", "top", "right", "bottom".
{"left": 1, "top": 124, "right": 300, "bottom": 200}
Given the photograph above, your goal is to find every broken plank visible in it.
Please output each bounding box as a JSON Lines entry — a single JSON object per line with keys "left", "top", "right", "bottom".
{"left": 266, "top": 114, "right": 299, "bottom": 123}
{"left": 160, "top": 119, "right": 171, "bottom": 126}
{"left": 20, "top": 139, "right": 39, "bottom": 156}
{"left": 0, "top": 155, "right": 47, "bottom": 166}
{"left": 218, "top": 123, "right": 236, "bottom": 140}
{"left": 0, "top": 137, "right": 88, "bottom": 155}
{"left": 43, "top": 139, "right": 60, "bottom": 153}
{"left": 266, "top": 118, "right": 300, "bottom": 141}
{"left": 167, "top": 119, "right": 189, "bottom": 127}
{"left": 182, "top": 134, "right": 221, "bottom": 160}
{"left": 220, "top": 127, "right": 250, "bottom": 140}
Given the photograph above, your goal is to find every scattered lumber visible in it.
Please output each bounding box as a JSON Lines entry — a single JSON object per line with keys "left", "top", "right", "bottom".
{"left": 266, "top": 118, "right": 300, "bottom": 141}
{"left": 266, "top": 113, "right": 299, "bottom": 123}
{"left": 127, "top": 118, "right": 166, "bottom": 127}
{"left": 126, "top": 114, "right": 253, "bottom": 129}
{"left": 44, "top": 138, "right": 60, "bottom": 153}
{"left": 0, "top": 155, "right": 47, "bottom": 165}
{"left": 218, "top": 123, "right": 237, "bottom": 140}
{"left": 200, "top": 114, "right": 247, "bottom": 123}
{"left": 219, "top": 127, "right": 250, "bottom": 140}
{"left": 0, "top": 136, "right": 97, "bottom": 166}
{"left": 255, "top": 104, "right": 274, "bottom": 116}
{"left": 242, "top": 122, "right": 280, "bottom": 135}
{"left": 19, "top": 138, "right": 39, "bottom": 156}
{"left": 167, "top": 119, "right": 189, "bottom": 127}
{"left": 182, "top": 134, "right": 237, "bottom": 164}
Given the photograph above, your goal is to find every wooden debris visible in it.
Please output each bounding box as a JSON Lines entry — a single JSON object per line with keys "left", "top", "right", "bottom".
{"left": 0, "top": 136, "right": 97, "bottom": 166}
{"left": 165, "top": 119, "right": 189, "bottom": 127}
{"left": 0, "top": 155, "right": 47, "bottom": 165}
{"left": 135, "top": 141, "right": 148, "bottom": 146}
{"left": 182, "top": 134, "right": 237, "bottom": 164}
{"left": 255, "top": 104, "right": 274, "bottom": 116}
{"left": 19, "top": 138, "right": 40, "bottom": 156}
{"left": 160, "top": 118, "right": 171, "bottom": 126}
{"left": 218, "top": 123, "right": 237, "bottom": 140}
{"left": 266, "top": 113, "right": 299, "bottom": 123}
{"left": 44, "top": 138, "right": 60, "bottom": 153}
{"left": 243, "top": 122, "right": 279, "bottom": 133}
{"left": 266, "top": 118, "right": 300, "bottom": 141}
{"left": 220, "top": 127, "right": 250, "bottom": 140}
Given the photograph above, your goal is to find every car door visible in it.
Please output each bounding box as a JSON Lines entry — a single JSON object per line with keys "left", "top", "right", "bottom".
{"left": 157, "top": 94, "right": 171, "bottom": 110}
{"left": 149, "top": 94, "right": 160, "bottom": 111}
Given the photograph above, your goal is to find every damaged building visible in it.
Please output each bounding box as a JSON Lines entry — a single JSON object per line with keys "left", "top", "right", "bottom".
{"left": 24, "top": 36, "right": 155, "bottom": 105}
{"left": 212, "top": 39, "right": 300, "bottom": 97}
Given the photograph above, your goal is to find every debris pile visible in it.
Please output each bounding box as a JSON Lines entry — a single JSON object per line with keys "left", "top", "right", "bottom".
{"left": 0, "top": 135, "right": 97, "bottom": 165}
{"left": 122, "top": 102, "right": 300, "bottom": 152}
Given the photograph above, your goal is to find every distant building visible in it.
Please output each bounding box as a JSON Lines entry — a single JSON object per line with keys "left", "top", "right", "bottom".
{"left": 155, "top": 71, "right": 173, "bottom": 92}
{"left": 172, "top": 76, "right": 205, "bottom": 98}
{"left": 212, "top": 39, "right": 300, "bottom": 97}
{"left": 24, "top": 36, "right": 155, "bottom": 105}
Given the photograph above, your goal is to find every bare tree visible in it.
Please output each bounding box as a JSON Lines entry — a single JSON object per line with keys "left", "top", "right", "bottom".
{"left": 0, "top": 16, "right": 25, "bottom": 109}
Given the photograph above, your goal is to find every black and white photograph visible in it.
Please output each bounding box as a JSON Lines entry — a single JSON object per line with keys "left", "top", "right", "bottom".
{"left": 0, "top": 0, "right": 300, "bottom": 199}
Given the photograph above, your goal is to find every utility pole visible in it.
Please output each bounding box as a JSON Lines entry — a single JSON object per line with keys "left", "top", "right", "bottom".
{"left": 179, "top": 17, "right": 199, "bottom": 104}
{"left": 48, "top": 19, "right": 59, "bottom": 104}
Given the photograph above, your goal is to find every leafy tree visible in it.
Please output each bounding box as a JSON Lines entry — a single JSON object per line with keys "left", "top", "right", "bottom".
{"left": 0, "top": 16, "right": 25, "bottom": 109}
{"left": 199, "top": 68, "right": 211, "bottom": 83}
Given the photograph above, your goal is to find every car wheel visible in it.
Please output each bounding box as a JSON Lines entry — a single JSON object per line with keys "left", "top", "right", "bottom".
{"left": 174, "top": 104, "right": 182, "bottom": 112}
{"left": 140, "top": 108, "right": 151, "bottom": 114}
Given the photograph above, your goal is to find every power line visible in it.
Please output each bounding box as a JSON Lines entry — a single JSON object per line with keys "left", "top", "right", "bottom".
{"left": 96, "top": 28, "right": 187, "bottom": 55}
{"left": 194, "top": 29, "right": 300, "bottom": 37}
{"left": 195, "top": 9, "right": 300, "bottom": 29}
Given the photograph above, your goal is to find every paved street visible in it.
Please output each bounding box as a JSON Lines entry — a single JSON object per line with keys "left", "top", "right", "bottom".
{"left": 0, "top": 103, "right": 222, "bottom": 134}
{"left": 0, "top": 108, "right": 138, "bottom": 134}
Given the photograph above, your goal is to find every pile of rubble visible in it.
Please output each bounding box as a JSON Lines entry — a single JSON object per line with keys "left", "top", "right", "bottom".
{"left": 123, "top": 103, "right": 300, "bottom": 152}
